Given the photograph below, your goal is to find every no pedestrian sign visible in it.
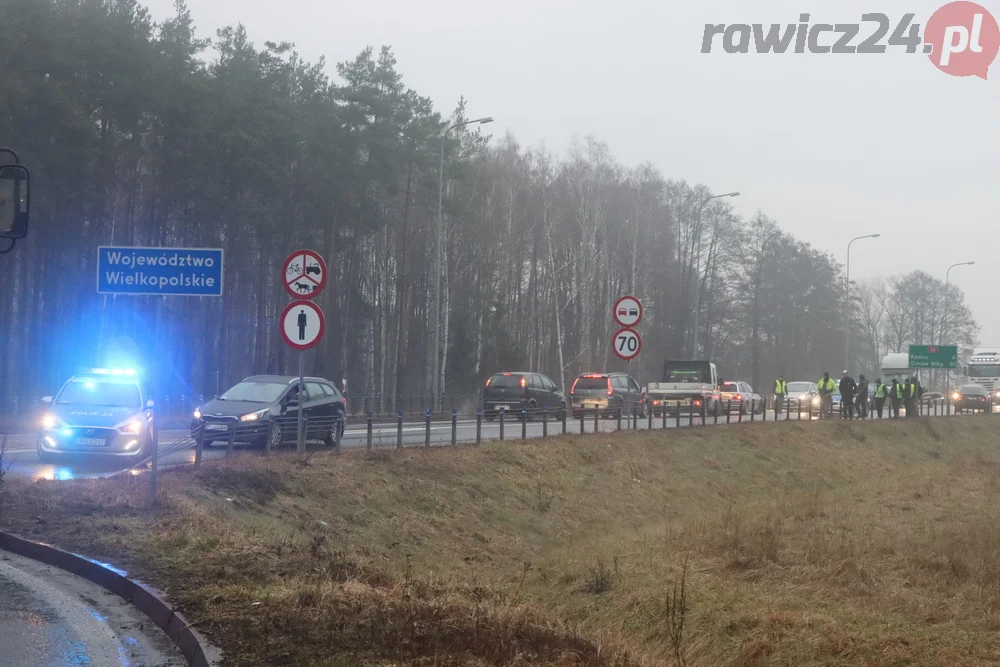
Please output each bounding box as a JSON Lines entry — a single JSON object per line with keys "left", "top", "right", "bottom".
{"left": 281, "top": 300, "right": 325, "bottom": 351}
{"left": 283, "top": 249, "right": 327, "bottom": 299}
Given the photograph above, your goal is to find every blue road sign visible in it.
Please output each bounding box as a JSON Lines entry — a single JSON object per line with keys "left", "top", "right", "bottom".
{"left": 97, "top": 246, "right": 224, "bottom": 296}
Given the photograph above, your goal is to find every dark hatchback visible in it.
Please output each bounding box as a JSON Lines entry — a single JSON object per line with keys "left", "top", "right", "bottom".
{"left": 569, "top": 372, "right": 646, "bottom": 418}
{"left": 482, "top": 372, "right": 566, "bottom": 420}
{"left": 192, "top": 375, "right": 345, "bottom": 448}
{"left": 954, "top": 384, "right": 992, "bottom": 413}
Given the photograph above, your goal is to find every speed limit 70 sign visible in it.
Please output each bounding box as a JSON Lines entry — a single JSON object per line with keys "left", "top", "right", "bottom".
{"left": 612, "top": 328, "right": 641, "bottom": 361}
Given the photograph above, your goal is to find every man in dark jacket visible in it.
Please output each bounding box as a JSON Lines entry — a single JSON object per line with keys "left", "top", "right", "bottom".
{"left": 839, "top": 371, "right": 857, "bottom": 420}
{"left": 855, "top": 374, "right": 869, "bottom": 419}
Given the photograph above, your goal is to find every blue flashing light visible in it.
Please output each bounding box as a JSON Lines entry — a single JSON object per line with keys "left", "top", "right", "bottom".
{"left": 88, "top": 368, "right": 137, "bottom": 377}
{"left": 60, "top": 428, "right": 73, "bottom": 437}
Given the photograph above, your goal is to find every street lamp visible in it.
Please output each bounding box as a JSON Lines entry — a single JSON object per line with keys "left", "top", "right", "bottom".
{"left": 691, "top": 192, "right": 740, "bottom": 357}
{"left": 844, "top": 233, "right": 881, "bottom": 370}
{"left": 433, "top": 116, "right": 494, "bottom": 410}
{"left": 943, "top": 261, "right": 974, "bottom": 397}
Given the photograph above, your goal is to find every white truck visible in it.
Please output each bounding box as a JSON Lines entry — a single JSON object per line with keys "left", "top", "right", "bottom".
{"left": 967, "top": 348, "right": 1000, "bottom": 396}
{"left": 646, "top": 359, "right": 720, "bottom": 417}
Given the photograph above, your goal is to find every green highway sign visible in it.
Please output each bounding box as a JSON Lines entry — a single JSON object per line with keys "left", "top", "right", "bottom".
{"left": 909, "top": 345, "right": 958, "bottom": 369}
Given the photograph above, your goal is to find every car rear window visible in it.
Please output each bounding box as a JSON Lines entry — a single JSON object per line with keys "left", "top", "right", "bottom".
{"left": 961, "top": 385, "right": 986, "bottom": 394}
{"left": 574, "top": 377, "right": 608, "bottom": 390}
{"left": 720, "top": 383, "right": 739, "bottom": 392}
{"left": 489, "top": 374, "right": 523, "bottom": 388}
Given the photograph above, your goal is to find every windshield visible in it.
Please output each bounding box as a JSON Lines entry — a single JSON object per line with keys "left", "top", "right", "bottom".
{"left": 219, "top": 381, "right": 288, "bottom": 403}
{"left": 573, "top": 377, "right": 608, "bottom": 390}
{"left": 663, "top": 362, "right": 711, "bottom": 384}
{"left": 489, "top": 374, "right": 524, "bottom": 388}
{"left": 787, "top": 382, "right": 814, "bottom": 393}
{"left": 968, "top": 364, "right": 1000, "bottom": 378}
{"left": 56, "top": 380, "right": 140, "bottom": 408}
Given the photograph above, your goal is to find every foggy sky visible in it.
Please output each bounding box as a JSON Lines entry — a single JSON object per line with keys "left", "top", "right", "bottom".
{"left": 142, "top": 0, "right": 1000, "bottom": 345}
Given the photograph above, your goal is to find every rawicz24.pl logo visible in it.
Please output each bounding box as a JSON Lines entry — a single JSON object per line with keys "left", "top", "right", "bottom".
{"left": 701, "top": 1, "right": 1000, "bottom": 79}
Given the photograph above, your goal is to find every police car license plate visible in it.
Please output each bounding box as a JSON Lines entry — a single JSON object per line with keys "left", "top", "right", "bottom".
{"left": 206, "top": 423, "right": 230, "bottom": 431}
{"left": 75, "top": 437, "right": 105, "bottom": 446}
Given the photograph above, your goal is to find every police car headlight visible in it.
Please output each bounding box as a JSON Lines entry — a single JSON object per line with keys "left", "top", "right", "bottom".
{"left": 41, "top": 413, "right": 60, "bottom": 430}
{"left": 240, "top": 409, "right": 268, "bottom": 422}
{"left": 118, "top": 419, "right": 144, "bottom": 434}
{"left": 193, "top": 408, "right": 202, "bottom": 420}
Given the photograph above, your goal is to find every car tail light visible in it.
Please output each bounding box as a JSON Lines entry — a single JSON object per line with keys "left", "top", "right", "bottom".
{"left": 570, "top": 378, "right": 579, "bottom": 394}
{"left": 735, "top": 394, "right": 742, "bottom": 401}
{"left": 607, "top": 378, "right": 614, "bottom": 396}
{"left": 693, "top": 399, "right": 702, "bottom": 407}
{"left": 520, "top": 377, "right": 526, "bottom": 388}
{"left": 486, "top": 377, "right": 492, "bottom": 387}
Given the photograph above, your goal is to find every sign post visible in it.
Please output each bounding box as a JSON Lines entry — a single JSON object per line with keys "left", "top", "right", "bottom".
{"left": 281, "top": 249, "right": 328, "bottom": 454}
{"left": 612, "top": 296, "right": 643, "bottom": 380}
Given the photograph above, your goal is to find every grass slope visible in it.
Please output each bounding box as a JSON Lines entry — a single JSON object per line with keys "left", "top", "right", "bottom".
{"left": 3, "top": 418, "right": 1000, "bottom": 666}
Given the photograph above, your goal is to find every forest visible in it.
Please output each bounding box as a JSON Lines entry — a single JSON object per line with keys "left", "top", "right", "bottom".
{"left": 0, "top": 0, "right": 978, "bottom": 419}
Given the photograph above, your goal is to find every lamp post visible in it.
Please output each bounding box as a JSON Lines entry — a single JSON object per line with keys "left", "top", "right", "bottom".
{"left": 944, "top": 261, "right": 975, "bottom": 395}
{"left": 432, "top": 116, "right": 493, "bottom": 410}
{"left": 691, "top": 191, "right": 740, "bottom": 357}
{"left": 844, "top": 233, "right": 881, "bottom": 370}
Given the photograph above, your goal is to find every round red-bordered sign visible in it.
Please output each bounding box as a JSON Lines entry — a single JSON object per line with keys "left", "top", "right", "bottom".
{"left": 280, "top": 300, "right": 326, "bottom": 351}
{"left": 613, "top": 296, "right": 643, "bottom": 328}
{"left": 283, "top": 249, "right": 328, "bottom": 300}
{"left": 612, "top": 327, "right": 642, "bottom": 361}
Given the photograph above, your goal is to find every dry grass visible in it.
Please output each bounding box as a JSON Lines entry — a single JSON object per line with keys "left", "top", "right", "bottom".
{"left": 4, "top": 418, "right": 1000, "bottom": 665}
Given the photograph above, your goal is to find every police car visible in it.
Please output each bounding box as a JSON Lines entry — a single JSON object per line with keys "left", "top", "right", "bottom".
{"left": 37, "top": 368, "right": 156, "bottom": 464}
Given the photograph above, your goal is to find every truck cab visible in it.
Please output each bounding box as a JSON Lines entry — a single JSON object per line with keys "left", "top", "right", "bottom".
{"left": 967, "top": 349, "right": 1000, "bottom": 400}
{"left": 646, "top": 360, "right": 720, "bottom": 416}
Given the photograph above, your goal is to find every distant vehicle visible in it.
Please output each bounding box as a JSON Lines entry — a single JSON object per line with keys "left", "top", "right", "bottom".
{"left": 483, "top": 372, "right": 566, "bottom": 421}
{"left": 646, "top": 360, "right": 720, "bottom": 417}
{"left": 921, "top": 391, "right": 944, "bottom": 407}
{"left": 783, "top": 381, "right": 820, "bottom": 413}
{"left": 953, "top": 384, "right": 992, "bottom": 414}
{"left": 967, "top": 349, "right": 1000, "bottom": 396}
{"left": 719, "top": 381, "right": 763, "bottom": 414}
{"left": 569, "top": 372, "right": 646, "bottom": 418}
{"left": 37, "top": 368, "right": 156, "bottom": 464}
{"left": 192, "top": 375, "right": 345, "bottom": 449}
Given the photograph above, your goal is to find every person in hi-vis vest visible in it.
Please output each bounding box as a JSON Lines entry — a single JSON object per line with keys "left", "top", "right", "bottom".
{"left": 873, "top": 378, "right": 887, "bottom": 419}
{"left": 890, "top": 379, "right": 903, "bottom": 419}
{"left": 774, "top": 377, "right": 787, "bottom": 417}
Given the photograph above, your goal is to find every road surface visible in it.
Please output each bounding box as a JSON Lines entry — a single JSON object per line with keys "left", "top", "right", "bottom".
{"left": 0, "top": 549, "right": 185, "bottom": 666}
{"left": 2, "top": 405, "right": 953, "bottom": 481}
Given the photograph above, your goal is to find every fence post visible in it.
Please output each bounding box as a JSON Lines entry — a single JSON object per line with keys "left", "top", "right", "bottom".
{"left": 425, "top": 409, "right": 432, "bottom": 447}
{"left": 617, "top": 407, "right": 622, "bottom": 432}
{"left": 452, "top": 409, "right": 458, "bottom": 446}
{"left": 397, "top": 411, "right": 404, "bottom": 449}
{"left": 521, "top": 410, "right": 527, "bottom": 440}
{"left": 714, "top": 400, "right": 719, "bottom": 425}
{"left": 149, "top": 426, "right": 160, "bottom": 507}
{"left": 662, "top": 406, "right": 667, "bottom": 429}
{"left": 195, "top": 425, "right": 205, "bottom": 467}
{"left": 688, "top": 406, "right": 694, "bottom": 428}
{"left": 786, "top": 397, "right": 791, "bottom": 421}
{"left": 750, "top": 400, "right": 755, "bottom": 422}
{"left": 594, "top": 405, "right": 599, "bottom": 433}
{"left": 562, "top": 406, "right": 567, "bottom": 435}
{"left": 579, "top": 408, "right": 585, "bottom": 434}
{"left": 700, "top": 404, "right": 706, "bottom": 426}
{"left": 739, "top": 402, "right": 743, "bottom": 423}
{"left": 367, "top": 412, "right": 374, "bottom": 450}
{"left": 632, "top": 406, "right": 638, "bottom": 430}
{"left": 727, "top": 400, "right": 732, "bottom": 424}
{"left": 647, "top": 404, "right": 653, "bottom": 430}
{"left": 226, "top": 424, "right": 236, "bottom": 459}
{"left": 477, "top": 409, "right": 483, "bottom": 444}
{"left": 500, "top": 407, "right": 505, "bottom": 440}
{"left": 543, "top": 407, "right": 548, "bottom": 438}
{"left": 762, "top": 399, "right": 767, "bottom": 422}
{"left": 675, "top": 409, "right": 681, "bottom": 429}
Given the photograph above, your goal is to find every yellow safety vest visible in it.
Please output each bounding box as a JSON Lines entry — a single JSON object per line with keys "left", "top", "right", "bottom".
{"left": 818, "top": 378, "right": 836, "bottom": 392}
{"left": 775, "top": 380, "right": 787, "bottom": 394}
{"left": 894, "top": 384, "right": 904, "bottom": 399}
{"left": 875, "top": 383, "right": 886, "bottom": 398}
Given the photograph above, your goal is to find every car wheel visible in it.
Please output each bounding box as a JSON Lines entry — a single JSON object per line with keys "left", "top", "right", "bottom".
{"left": 268, "top": 421, "right": 284, "bottom": 449}
{"left": 526, "top": 400, "right": 537, "bottom": 421}
{"left": 325, "top": 413, "right": 344, "bottom": 448}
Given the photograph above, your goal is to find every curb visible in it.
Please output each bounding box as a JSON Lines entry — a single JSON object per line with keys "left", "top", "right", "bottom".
{"left": 0, "top": 531, "right": 222, "bottom": 667}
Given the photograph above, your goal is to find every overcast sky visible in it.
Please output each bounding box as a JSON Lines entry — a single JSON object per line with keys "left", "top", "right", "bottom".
{"left": 143, "top": 0, "right": 1000, "bottom": 344}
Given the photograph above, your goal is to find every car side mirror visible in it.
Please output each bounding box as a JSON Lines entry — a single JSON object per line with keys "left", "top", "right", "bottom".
{"left": 146, "top": 400, "right": 155, "bottom": 409}
{"left": 0, "top": 164, "right": 30, "bottom": 240}
{"left": 41, "top": 396, "right": 52, "bottom": 405}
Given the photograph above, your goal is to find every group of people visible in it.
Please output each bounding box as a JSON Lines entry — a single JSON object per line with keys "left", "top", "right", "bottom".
{"left": 773, "top": 372, "right": 923, "bottom": 420}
